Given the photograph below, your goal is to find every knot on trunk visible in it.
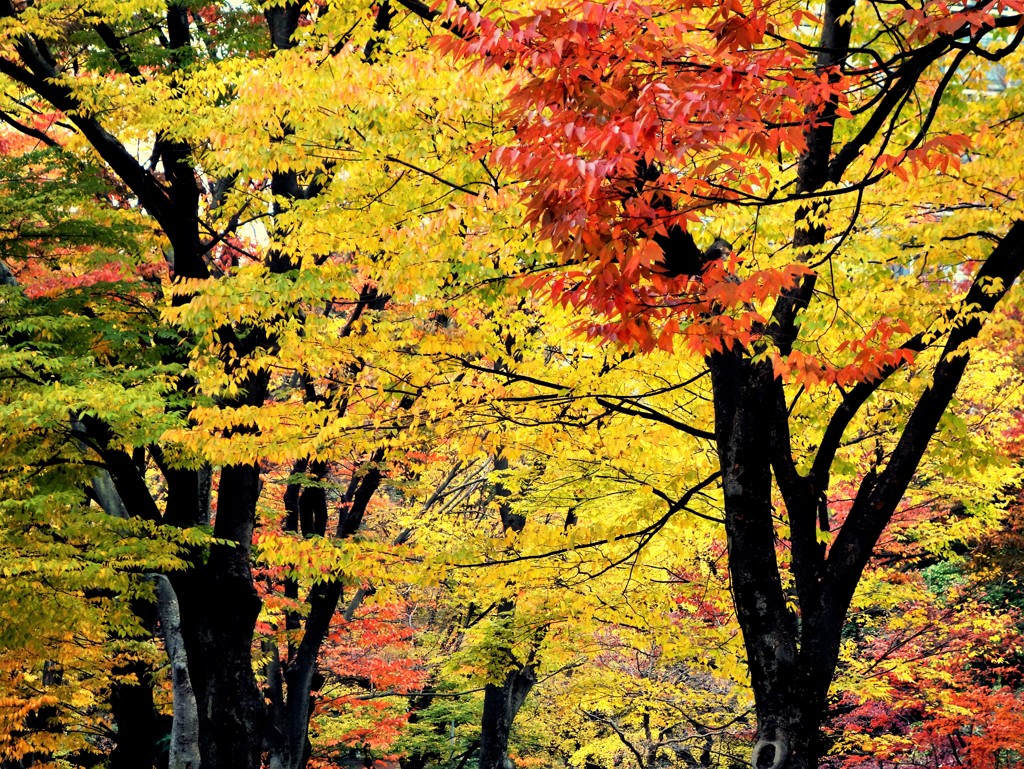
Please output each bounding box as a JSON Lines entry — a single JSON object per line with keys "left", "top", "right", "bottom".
{"left": 752, "top": 734, "right": 789, "bottom": 769}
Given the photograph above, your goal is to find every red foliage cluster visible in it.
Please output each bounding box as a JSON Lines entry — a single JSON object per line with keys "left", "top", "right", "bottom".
{"left": 22, "top": 261, "right": 132, "bottom": 299}
{"left": 438, "top": 0, "right": 841, "bottom": 351}
{"left": 436, "top": 0, "right": 1011, "bottom": 364}
{"left": 828, "top": 598, "right": 1024, "bottom": 769}
{"left": 304, "top": 602, "right": 429, "bottom": 762}
{"left": 320, "top": 602, "right": 430, "bottom": 695}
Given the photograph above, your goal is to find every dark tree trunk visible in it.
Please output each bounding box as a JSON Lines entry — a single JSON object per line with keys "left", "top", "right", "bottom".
{"left": 260, "top": 7, "right": 414, "bottom": 766}
{"left": 0, "top": 5, "right": 274, "bottom": 769}
{"left": 173, "top": 463, "right": 266, "bottom": 769}
{"left": 477, "top": 452, "right": 544, "bottom": 769}
{"left": 710, "top": 186, "right": 1024, "bottom": 769}
{"left": 478, "top": 663, "right": 537, "bottom": 769}
{"left": 709, "top": 353, "right": 810, "bottom": 769}
{"left": 269, "top": 457, "right": 383, "bottom": 769}
{"left": 109, "top": 653, "right": 161, "bottom": 769}
{"left": 709, "top": 224, "right": 1024, "bottom": 767}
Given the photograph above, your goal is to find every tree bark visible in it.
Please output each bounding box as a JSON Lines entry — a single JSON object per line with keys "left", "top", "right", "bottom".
{"left": 477, "top": 453, "right": 544, "bottom": 769}
{"left": 151, "top": 574, "right": 202, "bottom": 769}
{"left": 478, "top": 661, "right": 537, "bottom": 769}
{"left": 108, "top": 657, "right": 161, "bottom": 769}
{"left": 709, "top": 353, "right": 811, "bottom": 769}
{"left": 173, "top": 464, "right": 266, "bottom": 769}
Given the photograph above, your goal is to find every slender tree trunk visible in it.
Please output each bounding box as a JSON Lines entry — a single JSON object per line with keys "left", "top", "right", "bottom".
{"left": 271, "top": 457, "right": 383, "bottom": 769}
{"left": 712, "top": 2, "right": 850, "bottom": 765}
{"left": 151, "top": 575, "right": 202, "bottom": 769}
{"left": 478, "top": 453, "right": 543, "bottom": 769}
{"left": 84, "top": 465, "right": 164, "bottom": 769}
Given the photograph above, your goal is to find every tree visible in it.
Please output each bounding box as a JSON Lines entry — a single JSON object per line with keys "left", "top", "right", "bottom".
{"left": 0, "top": 1, "right": 526, "bottom": 767}
{"left": 0, "top": 139, "right": 188, "bottom": 768}
{"left": 439, "top": 0, "right": 1024, "bottom": 766}
{"left": 7, "top": 2, "right": 1024, "bottom": 768}
{"left": 826, "top": 562, "right": 1024, "bottom": 769}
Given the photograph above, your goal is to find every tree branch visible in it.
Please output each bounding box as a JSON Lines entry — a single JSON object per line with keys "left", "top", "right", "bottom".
{"left": 825, "top": 218, "right": 1024, "bottom": 636}
{"left": 0, "top": 109, "right": 61, "bottom": 148}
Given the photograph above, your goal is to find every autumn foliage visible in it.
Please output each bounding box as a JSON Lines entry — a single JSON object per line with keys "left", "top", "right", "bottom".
{"left": 1, "top": 1, "right": 1024, "bottom": 769}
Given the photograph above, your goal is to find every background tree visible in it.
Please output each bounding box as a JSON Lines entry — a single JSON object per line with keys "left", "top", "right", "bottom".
{"left": 440, "top": 0, "right": 1024, "bottom": 766}
{"left": 0, "top": 1, "right": 527, "bottom": 767}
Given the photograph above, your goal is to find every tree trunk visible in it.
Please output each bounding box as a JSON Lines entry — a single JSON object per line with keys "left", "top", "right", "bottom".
{"left": 174, "top": 560, "right": 264, "bottom": 769}
{"left": 478, "top": 664, "right": 537, "bottom": 769}
{"left": 266, "top": 453, "right": 385, "bottom": 769}
{"left": 173, "top": 464, "right": 266, "bottom": 769}
{"left": 478, "top": 452, "right": 542, "bottom": 769}
{"left": 710, "top": 352, "right": 806, "bottom": 768}
{"left": 84, "top": 465, "right": 164, "bottom": 769}
{"left": 108, "top": 657, "right": 161, "bottom": 769}
{"left": 151, "top": 574, "right": 202, "bottom": 769}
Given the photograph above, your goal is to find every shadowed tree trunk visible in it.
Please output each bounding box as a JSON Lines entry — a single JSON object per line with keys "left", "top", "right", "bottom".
{"left": 478, "top": 453, "right": 546, "bottom": 769}
{"left": 151, "top": 574, "right": 202, "bottom": 769}
{"left": 478, "top": 655, "right": 538, "bottom": 769}
{"left": 108, "top": 656, "right": 161, "bottom": 769}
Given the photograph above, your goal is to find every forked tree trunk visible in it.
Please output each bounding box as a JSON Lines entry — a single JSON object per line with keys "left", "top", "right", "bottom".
{"left": 710, "top": 224, "right": 1024, "bottom": 769}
